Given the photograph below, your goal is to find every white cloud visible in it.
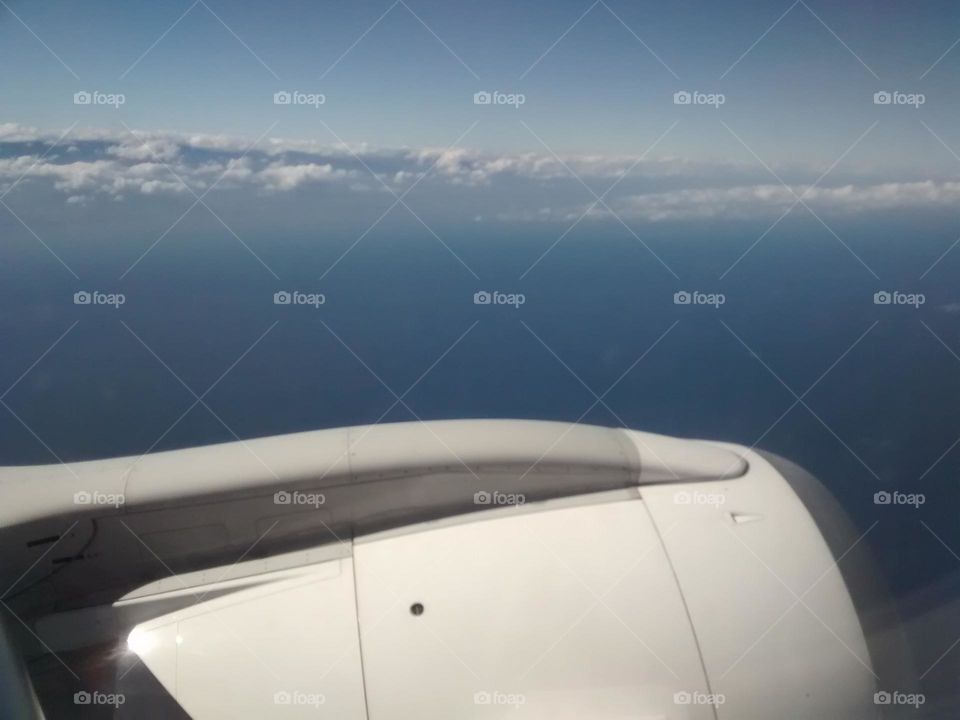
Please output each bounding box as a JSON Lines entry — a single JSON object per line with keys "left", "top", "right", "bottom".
{"left": 106, "top": 138, "right": 180, "bottom": 162}
{"left": 611, "top": 181, "right": 960, "bottom": 222}
{"left": 0, "top": 124, "right": 958, "bottom": 221}
{"left": 257, "top": 161, "right": 346, "bottom": 191}
{"left": 0, "top": 123, "right": 43, "bottom": 142}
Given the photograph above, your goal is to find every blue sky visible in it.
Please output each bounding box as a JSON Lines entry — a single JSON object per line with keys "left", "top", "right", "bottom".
{"left": 2, "top": 0, "right": 960, "bottom": 231}
{"left": 2, "top": 0, "right": 960, "bottom": 163}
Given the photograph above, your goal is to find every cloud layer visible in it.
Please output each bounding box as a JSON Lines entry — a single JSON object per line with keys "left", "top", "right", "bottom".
{"left": 1, "top": 123, "right": 957, "bottom": 222}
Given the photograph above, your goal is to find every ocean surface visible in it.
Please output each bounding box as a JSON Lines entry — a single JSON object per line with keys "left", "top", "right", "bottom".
{"left": 3, "top": 208, "right": 959, "bottom": 616}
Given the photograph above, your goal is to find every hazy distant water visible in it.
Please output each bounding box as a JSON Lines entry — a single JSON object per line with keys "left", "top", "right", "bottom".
{"left": 2, "top": 210, "right": 959, "bottom": 599}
